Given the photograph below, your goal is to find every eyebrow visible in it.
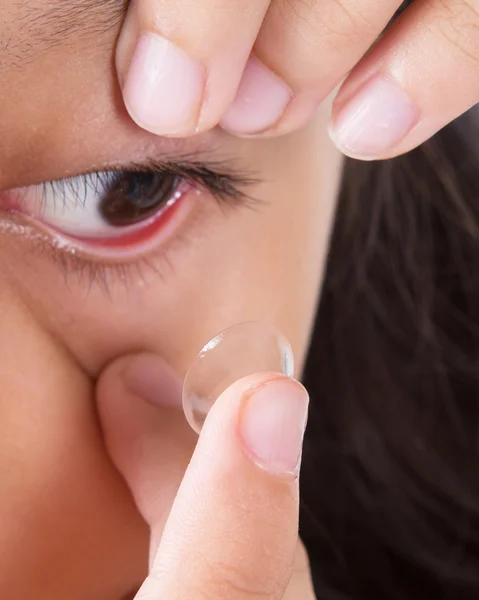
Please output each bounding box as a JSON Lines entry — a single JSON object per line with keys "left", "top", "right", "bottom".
{"left": 4, "top": 0, "right": 128, "bottom": 64}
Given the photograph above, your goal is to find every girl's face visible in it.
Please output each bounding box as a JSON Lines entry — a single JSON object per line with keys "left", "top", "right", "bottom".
{"left": 0, "top": 0, "right": 342, "bottom": 597}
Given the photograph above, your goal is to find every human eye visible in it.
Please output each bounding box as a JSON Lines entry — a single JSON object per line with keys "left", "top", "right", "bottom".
{"left": 0, "top": 160, "right": 257, "bottom": 263}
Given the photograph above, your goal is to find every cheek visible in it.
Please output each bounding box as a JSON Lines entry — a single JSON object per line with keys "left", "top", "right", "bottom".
{"left": 0, "top": 289, "right": 148, "bottom": 598}
{"left": 158, "top": 119, "right": 342, "bottom": 374}
{"left": 187, "top": 121, "right": 343, "bottom": 372}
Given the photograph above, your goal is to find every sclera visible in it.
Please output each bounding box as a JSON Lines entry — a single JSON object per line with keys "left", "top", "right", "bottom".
{"left": 182, "top": 321, "right": 295, "bottom": 434}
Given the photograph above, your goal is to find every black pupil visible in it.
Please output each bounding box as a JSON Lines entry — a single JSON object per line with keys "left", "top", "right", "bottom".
{"left": 99, "top": 172, "right": 178, "bottom": 227}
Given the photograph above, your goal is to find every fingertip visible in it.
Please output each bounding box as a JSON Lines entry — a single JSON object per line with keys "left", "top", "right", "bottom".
{"left": 219, "top": 56, "right": 293, "bottom": 137}
{"left": 115, "top": 1, "right": 206, "bottom": 137}
{"left": 203, "top": 373, "right": 309, "bottom": 477}
{"left": 121, "top": 32, "right": 206, "bottom": 137}
{"left": 329, "top": 74, "right": 420, "bottom": 160}
{"left": 238, "top": 376, "right": 309, "bottom": 476}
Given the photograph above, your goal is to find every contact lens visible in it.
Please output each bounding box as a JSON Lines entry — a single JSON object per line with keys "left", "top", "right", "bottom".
{"left": 182, "top": 321, "right": 295, "bottom": 434}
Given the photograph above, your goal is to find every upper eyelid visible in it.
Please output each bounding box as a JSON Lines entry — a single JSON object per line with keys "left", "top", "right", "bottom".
{"left": 6, "top": 151, "right": 258, "bottom": 192}
{"left": 0, "top": 127, "right": 253, "bottom": 192}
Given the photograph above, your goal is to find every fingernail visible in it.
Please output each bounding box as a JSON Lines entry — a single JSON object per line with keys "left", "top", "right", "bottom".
{"left": 330, "top": 75, "right": 419, "bottom": 159}
{"left": 122, "top": 33, "right": 206, "bottom": 136}
{"left": 240, "top": 377, "right": 309, "bottom": 474}
{"left": 220, "top": 56, "right": 293, "bottom": 136}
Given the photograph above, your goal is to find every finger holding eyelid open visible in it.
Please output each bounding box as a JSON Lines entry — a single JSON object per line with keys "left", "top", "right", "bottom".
{"left": 116, "top": 0, "right": 272, "bottom": 137}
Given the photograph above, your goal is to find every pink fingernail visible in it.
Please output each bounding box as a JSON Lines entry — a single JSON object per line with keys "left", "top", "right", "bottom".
{"left": 122, "top": 33, "right": 205, "bottom": 135}
{"left": 330, "top": 75, "right": 419, "bottom": 158}
{"left": 240, "top": 377, "right": 309, "bottom": 474}
{"left": 220, "top": 56, "right": 293, "bottom": 136}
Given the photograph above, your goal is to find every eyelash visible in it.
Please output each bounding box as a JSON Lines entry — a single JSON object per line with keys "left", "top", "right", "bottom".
{"left": 23, "top": 159, "right": 259, "bottom": 294}
{"left": 42, "top": 159, "right": 258, "bottom": 213}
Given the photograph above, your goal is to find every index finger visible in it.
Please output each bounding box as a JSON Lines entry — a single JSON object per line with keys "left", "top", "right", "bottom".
{"left": 138, "top": 373, "right": 309, "bottom": 600}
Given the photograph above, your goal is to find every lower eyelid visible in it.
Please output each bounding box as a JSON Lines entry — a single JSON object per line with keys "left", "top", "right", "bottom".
{"left": 0, "top": 191, "right": 200, "bottom": 296}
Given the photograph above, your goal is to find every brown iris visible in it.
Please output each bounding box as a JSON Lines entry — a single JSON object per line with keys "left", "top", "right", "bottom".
{"left": 99, "top": 172, "right": 179, "bottom": 227}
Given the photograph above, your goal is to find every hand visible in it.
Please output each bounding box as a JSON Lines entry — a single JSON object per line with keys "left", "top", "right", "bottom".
{"left": 97, "top": 354, "right": 316, "bottom": 599}
{"left": 115, "top": 0, "right": 479, "bottom": 160}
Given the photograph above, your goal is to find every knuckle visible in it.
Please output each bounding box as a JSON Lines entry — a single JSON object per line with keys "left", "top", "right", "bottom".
{"left": 432, "top": 0, "right": 479, "bottom": 65}
{"left": 275, "top": 0, "right": 375, "bottom": 53}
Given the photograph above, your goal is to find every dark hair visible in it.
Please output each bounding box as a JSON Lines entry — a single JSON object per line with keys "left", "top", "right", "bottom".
{"left": 299, "top": 7, "right": 479, "bottom": 596}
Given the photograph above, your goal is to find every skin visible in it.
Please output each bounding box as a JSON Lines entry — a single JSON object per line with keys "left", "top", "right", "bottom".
{"left": 2, "top": 0, "right": 476, "bottom": 598}
{"left": 0, "top": 1, "right": 341, "bottom": 598}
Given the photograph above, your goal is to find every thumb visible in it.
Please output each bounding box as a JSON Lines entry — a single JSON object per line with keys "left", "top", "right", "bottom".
{"left": 96, "top": 353, "right": 197, "bottom": 559}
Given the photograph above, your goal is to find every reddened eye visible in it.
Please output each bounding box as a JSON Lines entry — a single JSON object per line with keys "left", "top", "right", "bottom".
{"left": 0, "top": 162, "right": 255, "bottom": 262}
{"left": 17, "top": 171, "right": 187, "bottom": 240}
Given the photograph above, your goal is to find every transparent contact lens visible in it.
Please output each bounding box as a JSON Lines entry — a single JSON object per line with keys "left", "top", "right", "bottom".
{"left": 182, "top": 321, "right": 294, "bottom": 434}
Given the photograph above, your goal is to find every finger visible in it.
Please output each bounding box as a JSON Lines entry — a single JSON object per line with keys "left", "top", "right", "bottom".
{"left": 329, "top": 0, "right": 479, "bottom": 159}
{"left": 220, "top": 0, "right": 403, "bottom": 137}
{"left": 98, "top": 353, "right": 314, "bottom": 598}
{"left": 283, "top": 540, "right": 316, "bottom": 600}
{"left": 96, "top": 353, "right": 197, "bottom": 561}
{"left": 115, "top": 0, "right": 273, "bottom": 137}
{"left": 137, "top": 370, "right": 310, "bottom": 600}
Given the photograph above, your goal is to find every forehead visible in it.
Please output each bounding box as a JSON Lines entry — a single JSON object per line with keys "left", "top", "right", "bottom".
{"left": 0, "top": 0, "right": 130, "bottom": 188}
{"left": 1, "top": 0, "right": 126, "bottom": 70}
